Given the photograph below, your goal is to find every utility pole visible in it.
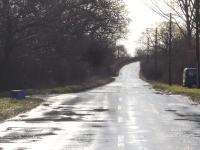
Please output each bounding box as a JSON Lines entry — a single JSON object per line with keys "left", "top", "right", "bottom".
{"left": 117, "top": 47, "right": 120, "bottom": 59}
{"left": 154, "top": 28, "right": 158, "bottom": 79}
{"left": 146, "top": 35, "right": 150, "bottom": 62}
{"left": 0, "top": 0, "right": 3, "bottom": 9}
{"left": 169, "top": 13, "right": 172, "bottom": 86}
{"left": 146, "top": 29, "right": 150, "bottom": 62}
{"left": 196, "top": 0, "right": 200, "bottom": 88}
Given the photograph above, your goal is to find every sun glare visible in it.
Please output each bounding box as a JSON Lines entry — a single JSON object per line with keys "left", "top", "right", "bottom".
{"left": 121, "top": 0, "right": 164, "bottom": 56}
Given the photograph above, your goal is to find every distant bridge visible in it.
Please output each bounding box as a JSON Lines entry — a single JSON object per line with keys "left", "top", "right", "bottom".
{"left": 111, "top": 57, "right": 140, "bottom": 76}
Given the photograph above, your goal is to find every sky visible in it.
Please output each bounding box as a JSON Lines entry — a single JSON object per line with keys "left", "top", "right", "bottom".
{"left": 121, "top": 0, "right": 165, "bottom": 56}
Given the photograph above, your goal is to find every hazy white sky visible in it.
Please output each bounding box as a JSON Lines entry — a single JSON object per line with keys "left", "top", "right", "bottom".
{"left": 121, "top": 0, "right": 164, "bottom": 56}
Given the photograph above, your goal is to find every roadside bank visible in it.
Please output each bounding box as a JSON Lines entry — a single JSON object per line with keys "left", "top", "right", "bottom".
{"left": 27, "top": 76, "right": 114, "bottom": 95}
{"left": 0, "top": 76, "right": 114, "bottom": 121}
{"left": 151, "top": 82, "right": 200, "bottom": 103}
{"left": 0, "top": 98, "right": 42, "bottom": 121}
{"left": 0, "top": 59, "right": 136, "bottom": 121}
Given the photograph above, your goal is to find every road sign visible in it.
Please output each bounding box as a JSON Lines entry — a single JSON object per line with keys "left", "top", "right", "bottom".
{"left": 0, "top": 0, "right": 3, "bottom": 9}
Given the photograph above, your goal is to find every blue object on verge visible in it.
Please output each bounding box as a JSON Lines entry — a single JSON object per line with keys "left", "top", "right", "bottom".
{"left": 10, "top": 90, "right": 26, "bottom": 100}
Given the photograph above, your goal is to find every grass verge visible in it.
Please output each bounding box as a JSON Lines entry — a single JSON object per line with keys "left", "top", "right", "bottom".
{"left": 151, "top": 82, "right": 200, "bottom": 103}
{"left": 0, "top": 98, "right": 42, "bottom": 121}
{"left": 0, "top": 76, "right": 113, "bottom": 121}
{"left": 27, "top": 77, "right": 114, "bottom": 95}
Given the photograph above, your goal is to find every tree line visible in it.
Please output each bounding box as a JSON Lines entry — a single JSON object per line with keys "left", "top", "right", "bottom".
{"left": 0, "top": 0, "right": 129, "bottom": 89}
{"left": 137, "top": 0, "right": 197, "bottom": 85}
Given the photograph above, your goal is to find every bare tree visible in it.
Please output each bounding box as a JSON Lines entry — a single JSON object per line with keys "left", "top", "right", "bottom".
{"left": 148, "top": 0, "right": 195, "bottom": 40}
{"left": 0, "top": 0, "right": 129, "bottom": 89}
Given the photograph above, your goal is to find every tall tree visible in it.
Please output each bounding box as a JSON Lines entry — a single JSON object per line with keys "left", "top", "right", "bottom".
{"left": 0, "top": 0, "right": 129, "bottom": 89}
{"left": 149, "top": 0, "right": 195, "bottom": 40}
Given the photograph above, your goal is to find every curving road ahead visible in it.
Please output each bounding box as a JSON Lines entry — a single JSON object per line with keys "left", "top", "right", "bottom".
{"left": 1, "top": 62, "right": 200, "bottom": 150}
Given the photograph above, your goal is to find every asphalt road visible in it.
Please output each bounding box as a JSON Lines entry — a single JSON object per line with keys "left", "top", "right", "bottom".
{"left": 1, "top": 62, "right": 200, "bottom": 150}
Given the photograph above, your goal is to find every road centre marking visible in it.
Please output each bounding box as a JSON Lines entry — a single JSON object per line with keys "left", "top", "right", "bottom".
{"left": 118, "top": 117, "right": 123, "bottom": 123}
{"left": 118, "top": 105, "right": 122, "bottom": 111}
{"left": 118, "top": 135, "right": 125, "bottom": 148}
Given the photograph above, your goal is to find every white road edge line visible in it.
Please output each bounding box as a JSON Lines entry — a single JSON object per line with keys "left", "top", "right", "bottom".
{"left": 118, "top": 135, "right": 125, "bottom": 148}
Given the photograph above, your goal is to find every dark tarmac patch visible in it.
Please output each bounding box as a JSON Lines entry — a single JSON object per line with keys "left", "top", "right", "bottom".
{"left": 61, "top": 97, "right": 82, "bottom": 106}
{"left": 44, "top": 110, "right": 92, "bottom": 117}
{"left": 18, "top": 115, "right": 28, "bottom": 118}
{"left": 0, "top": 127, "right": 58, "bottom": 143}
{"left": 91, "top": 124, "right": 107, "bottom": 128}
{"left": 154, "top": 91, "right": 165, "bottom": 95}
{"left": 174, "top": 115, "right": 200, "bottom": 123}
{"left": 42, "top": 103, "right": 51, "bottom": 107}
{"left": 184, "top": 131, "right": 200, "bottom": 137}
{"left": 21, "top": 117, "right": 81, "bottom": 123}
{"left": 165, "top": 109, "right": 177, "bottom": 112}
{"left": 44, "top": 110, "right": 61, "bottom": 116}
{"left": 6, "top": 127, "right": 61, "bottom": 131}
{"left": 175, "top": 113, "right": 200, "bottom": 117}
{"left": 92, "top": 108, "right": 109, "bottom": 112}
{"left": 166, "top": 108, "right": 200, "bottom": 129}
{"left": 54, "top": 106, "right": 73, "bottom": 109}
{"left": 15, "top": 148, "right": 27, "bottom": 150}
{"left": 88, "top": 120, "right": 108, "bottom": 123}
{"left": 15, "top": 107, "right": 95, "bottom": 123}
{"left": 173, "top": 111, "right": 200, "bottom": 132}
{"left": 70, "top": 133, "right": 95, "bottom": 145}
{"left": 190, "top": 103, "right": 199, "bottom": 106}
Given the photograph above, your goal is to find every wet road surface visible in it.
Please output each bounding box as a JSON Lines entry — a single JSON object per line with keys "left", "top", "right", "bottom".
{"left": 1, "top": 62, "right": 200, "bottom": 150}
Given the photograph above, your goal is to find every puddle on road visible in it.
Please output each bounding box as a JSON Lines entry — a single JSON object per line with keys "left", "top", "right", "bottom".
{"left": 0, "top": 95, "right": 110, "bottom": 147}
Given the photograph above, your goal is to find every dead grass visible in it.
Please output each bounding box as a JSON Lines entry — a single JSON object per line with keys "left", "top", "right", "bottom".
{"left": 0, "top": 98, "right": 42, "bottom": 121}
{"left": 152, "top": 82, "right": 200, "bottom": 103}
{"left": 27, "top": 77, "right": 114, "bottom": 95}
{"left": 0, "top": 76, "right": 113, "bottom": 121}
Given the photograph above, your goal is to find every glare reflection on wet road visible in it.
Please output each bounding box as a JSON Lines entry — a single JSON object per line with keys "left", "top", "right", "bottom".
{"left": 1, "top": 62, "right": 200, "bottom": 150}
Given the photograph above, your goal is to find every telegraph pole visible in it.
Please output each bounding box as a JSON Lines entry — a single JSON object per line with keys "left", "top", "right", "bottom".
{"left": 146, "top": 35, "right": 150, "bottom": 62}
{"left": 196, "top": 0, "right": 200, "bottom": 88}
{"left": 169, "top": 13, "right": 172, "bottom": 86}
{"left": 146, "top": 29, "right": 150, "bottom": 62}
{"left": 154, "top": 28, "right": 158, "bottom": 79}
{"left": 0, "top": 0, "right": 3, "bottom": 9}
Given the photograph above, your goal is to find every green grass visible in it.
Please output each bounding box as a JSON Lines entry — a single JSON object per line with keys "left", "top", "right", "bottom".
{"left": 0, "top": 98, "right": 42, "bottom": 121}
{"left": 152, "top": 82, "right": 200, "bottom": 102}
